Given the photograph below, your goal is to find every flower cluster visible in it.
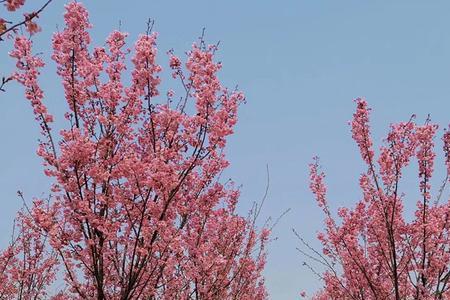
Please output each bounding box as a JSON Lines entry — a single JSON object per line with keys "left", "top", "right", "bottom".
{"left": 5, "top": 0, "right": 25, "bottom": 12}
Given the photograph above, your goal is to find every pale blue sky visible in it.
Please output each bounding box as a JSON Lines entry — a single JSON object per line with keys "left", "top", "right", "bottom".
{"left": 2, "top": 1, "right": 450, "bottom": 299}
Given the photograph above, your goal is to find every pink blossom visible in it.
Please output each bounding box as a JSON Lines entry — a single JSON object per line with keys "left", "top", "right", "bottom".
{"left": 5, "top": 0, "right": 25, "bottom": 11}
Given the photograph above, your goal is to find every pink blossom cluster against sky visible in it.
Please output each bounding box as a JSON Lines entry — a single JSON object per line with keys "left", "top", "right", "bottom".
{"left": 2, "top": 1, "right": 450, "bottom": 299}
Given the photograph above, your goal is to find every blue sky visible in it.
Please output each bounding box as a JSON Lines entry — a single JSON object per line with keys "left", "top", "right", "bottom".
{"left": 2, "top": 1, "right": 450, "bottom": 299}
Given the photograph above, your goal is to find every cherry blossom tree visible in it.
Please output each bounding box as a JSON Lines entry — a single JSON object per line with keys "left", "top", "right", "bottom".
{"left": 2, "top": 2, "right": 269, "bottom": 299}
{"left": 300, "top": 99, "right": 450, "bottom": 300}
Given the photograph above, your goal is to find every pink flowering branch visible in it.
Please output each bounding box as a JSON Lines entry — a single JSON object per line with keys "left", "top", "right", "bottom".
{"left": 1, "top": 0, "right": 54, "bottom": 95}
{"left": 0, "top": 0, "right": 53, "bottom": 39}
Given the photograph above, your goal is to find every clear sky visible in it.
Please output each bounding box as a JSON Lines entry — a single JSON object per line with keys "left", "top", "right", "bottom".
{"left": 2, "top": 1, "right": 450, "bottom": 299}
